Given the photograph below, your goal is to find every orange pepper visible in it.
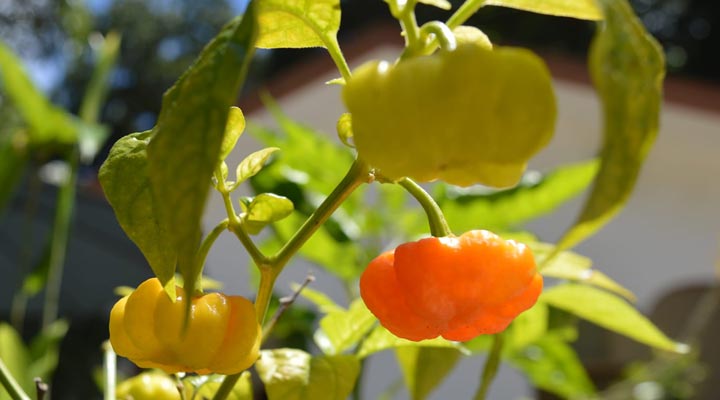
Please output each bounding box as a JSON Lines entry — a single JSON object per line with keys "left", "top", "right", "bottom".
{"left": 360, "top": 230, "right": 542, "bottom": 341}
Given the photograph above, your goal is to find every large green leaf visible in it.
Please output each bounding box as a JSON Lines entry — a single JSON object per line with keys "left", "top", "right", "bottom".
{"left": 438, "top": 160, "right": 599, "bottom": 232}
{"left": 256, "top": 0, "right": 341, "bottom": 49}
{"left": 531, "top": 242, "right": 636, "bottom": 302}
{"left": 145, "top": 6, "right": 258, "bottom": 295}
{"left": 356, "top": 325, "right": 460, "bottom": 359}
{"left": 396, "top": 347, "right": 461, "bottom": 400}
{"left": 315, "top": 299, "right": 376, "bottom": 355}
{"left": 99, "top": 131, "right": 176, "bottom": 290}
{"left": 508, "top": 334, "right": 596, "bottom": 398}
{"left": 553, "top": 0, "right": 664, "bottom": 253}
{"left": 484, "top": 0, "right": 603, "bottom": 20}
{"left": 255, "top": 349, "right": 359, "bottom": 400}
{"left": 542, "top": 284, "right": 687, "bottom": 353}
{"left": 0, "top": 41, "right": 76, "bottom": 145}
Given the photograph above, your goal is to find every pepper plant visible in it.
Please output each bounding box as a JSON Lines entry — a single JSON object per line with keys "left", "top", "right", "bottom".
{"left": 1, "top": 0, "right": 692, "bottom": 399}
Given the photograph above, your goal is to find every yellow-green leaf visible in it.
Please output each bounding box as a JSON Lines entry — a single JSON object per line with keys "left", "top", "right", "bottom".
{"left": 531, "top": 242, "right": 636, "bottom": 302}
{"left": 484, "top": 0, "right": 603, "bottom": 20}
{"left": 396, "top": 347, "right": 461, "bottom": 400}
{"left": 235, "top": 147, "right": 279, "bottom": 184}
{"left": 219, "top": 106, "right": 246, "bottom": 163}
{"left": 315, "top": 299, "right": 376, "bottom": 355}
{"left": 242, "top": 193, "right": 294, "bottom": 234}
{"left": 552, "top": 0, "right": 664, "bottom": 253}
{"left": 256, "top": 0, "right": 341, "bottom": 49}
{"left": 418, "top": 0, "right": 452, "bottom": 10}
{"left": 541, "top": 284, "right": 687, "bottom": 353}
{"left": 255, "top": 349, "right": 360, "bottom": 400}
{"left": 146, "top": 7, "right": 257, "bottom": 298}
{"left": 356, "top": 325, "right": 461, "bottom": 359}
{"left": 99, "top": 131, "right": 177, "bottom": 292}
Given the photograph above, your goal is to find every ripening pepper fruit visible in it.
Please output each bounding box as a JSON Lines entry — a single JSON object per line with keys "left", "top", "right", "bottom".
{"left": 115, "top": 371, "right": 180, "bottom": 400}
{"left": 360, "top": 230, "right": 543, "bottom": 341}
{"left": 342, "top": 34, "right": 556, "bottom": 188}
{"left": 109, "top": 278, "right": 261, "bottom": 375}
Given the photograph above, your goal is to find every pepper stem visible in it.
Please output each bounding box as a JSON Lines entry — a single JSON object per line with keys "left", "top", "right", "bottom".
{"left": 398, "top": 178, "right": 452, "bottom": 237}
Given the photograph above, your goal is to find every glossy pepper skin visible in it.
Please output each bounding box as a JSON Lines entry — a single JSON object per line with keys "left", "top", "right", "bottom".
{"left": 109, "top": 278, "right": 261, "bottom": 375}
{"left": 342, "top": 37, "right": 556, "bottom": 188}
{"left": 360, "top": 230, "right": 543, "bottom": 341}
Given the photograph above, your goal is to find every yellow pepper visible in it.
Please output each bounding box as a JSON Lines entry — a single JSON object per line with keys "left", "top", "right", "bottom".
{"left": 109, "top": 278, "right": 260, "bottom": 375}
{"left": 342, "top": 32, "right": 556, "bottom": 188}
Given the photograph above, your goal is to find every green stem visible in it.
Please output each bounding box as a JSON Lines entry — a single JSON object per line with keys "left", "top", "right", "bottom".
{"left": 42, "top": 148, "right": 79, "bottom": 329}
{"left": 419, "top": 21, "right": 457, "bottom": 51}
{"left": 0, "top": 357, "right": 30, "bottom": 400}
{"left": 103, "top": 341, "right": 116, "bottom": 400}
{"left": 188, "top": 219, "right": 230, "bottom": 295}
{"left": 446, "top": 0, "right": 487, "bottom": 29}
{"left": 214, "top": 160, "right": 369, "bottom": 400}
{"left": 271, "top": 159, "right": 368, "bottom": 269}
{"left": 398, "top": 0, "right": 423, "bottom": 59}
{"left": 324, "top": 35, "right": 352, "bottom": 82}
{"left": 473, "top": 333, "right": 504, "bottom": 400}
{"left": 397, "top": 178, "right": 452, "bottom": 237}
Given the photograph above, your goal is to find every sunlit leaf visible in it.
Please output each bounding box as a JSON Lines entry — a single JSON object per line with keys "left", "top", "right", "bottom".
{"left": 0, "top": 323, "right": 32, "bottom": 397}
{"left": 99, "top": 131, "right": 176, "bottom": 292}
{"left": 552, "top": 0, "right": 664, "bottom": 253}
{"left": 190, "top": 372, "right": 253, "bottom": 400}
{"left": 542, "top": 284, "right": 687, "bottom": 353}
{"left": 256, "top": 0, "right": 341, "bottom": 49}
{"left": 0, "top": 41, "right": 77, "bottom": 145}
{"left": 255, "top": 349, "right": 359, "bottom": 400}
{"left": 438, "top": 160, "right": 599, "bottom": 232}
{"left": 316, "top": 299, "right": 376, "bottom": 355}
{"left": 508, "top": 334, "right": 595, "bottom": 398}
{"left": 356, "top": 325, "right": 460, "bottom": 359}
{"left": 396, "top": 347, "right": 461, "bottom": 400}
{"left": 531, "top": 242, "right": 636, "bottom": 302}
{"left": 483, "top": 0, "right": 602, "bottom": 20}
{"left": 243, "top": 193, "right": 294, "bottom": 234}
{"left": 235, "top": 147, "right": 279, "bottom": 184}
{"left": 145, "top": 7, "right": 257, "bottom": 298}
{"left": 219, "top": 106, "right": 246, "bottom": 163}
{"left": 506, "top": 302, "right": 549, "bottom": 350}
{"left": 418, "top": 0, "right": 452, "bottom": 10}
{"left": 295, "top": 285, "right": 344, "bottom": 314}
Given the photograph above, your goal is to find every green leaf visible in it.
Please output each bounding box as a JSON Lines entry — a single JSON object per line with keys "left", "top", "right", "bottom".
{"left": 438, "top": 160, "right": 599, "bottom": 232}
{"left": 505, "top": 302, "right": 549, "bottom": 350}
{"left": 256, "top": 0, "right": 341, "bottom": 49}
{"left": 541, "top": 284, "right": 688, "bottom": 353}
{"left": 396, "top": 347, "right": 461, "bottom": 400}
{"left": 190, "top": 372, "right": 253, "bottom": 400}
{"left": 532, "top": 242, "right": 636, "bottom": 302}
{"left": 255, "top": 349, "right": 359, "bottom": 400}
{"left": 99, "top": 131, "right": 176, "bottom": 292}
{"left": 219, "top": 106, "right": 246, "bottom": 163}
{"left": 243, "top": 193, "right": 294, "bottom": 234}
{"left": 316, "top": 299, "right": 376, "bottom": 355}
{"left": 418, "top": 0, "right": 452, "bottom": 10}
{"left": 145, "top": 7, "right": 257, "bottom": 297}
{"left": 483, "top": 0, "right": 602, "bottom": 20}
{"left": 553, "top": 0, "right": 664, "bottom": 253}
{"left": 295, "top": 285, "right": 344, "bottom": 314}
{"left": 0, "top": 323, "right": 31, "bottom": 397}
{"left": 0, "top": 41, "right": 77, "bottom": 145}
{"left": 235, "top": 147, "right": 279, "bottom": 184}
{"left": 27, "top": 320, "right": 68, "bottom": 383}
{"left": 79, "top": 31, "right": 121, "bottom": 124}
{"left": 356, "top": 325, "right": 460, "bottom": 359}
{"left": 508, "top": 334, "right": 595, "bottom": 398}
{"left": 0, "top": 132, "right": 27, "bottom": 214}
